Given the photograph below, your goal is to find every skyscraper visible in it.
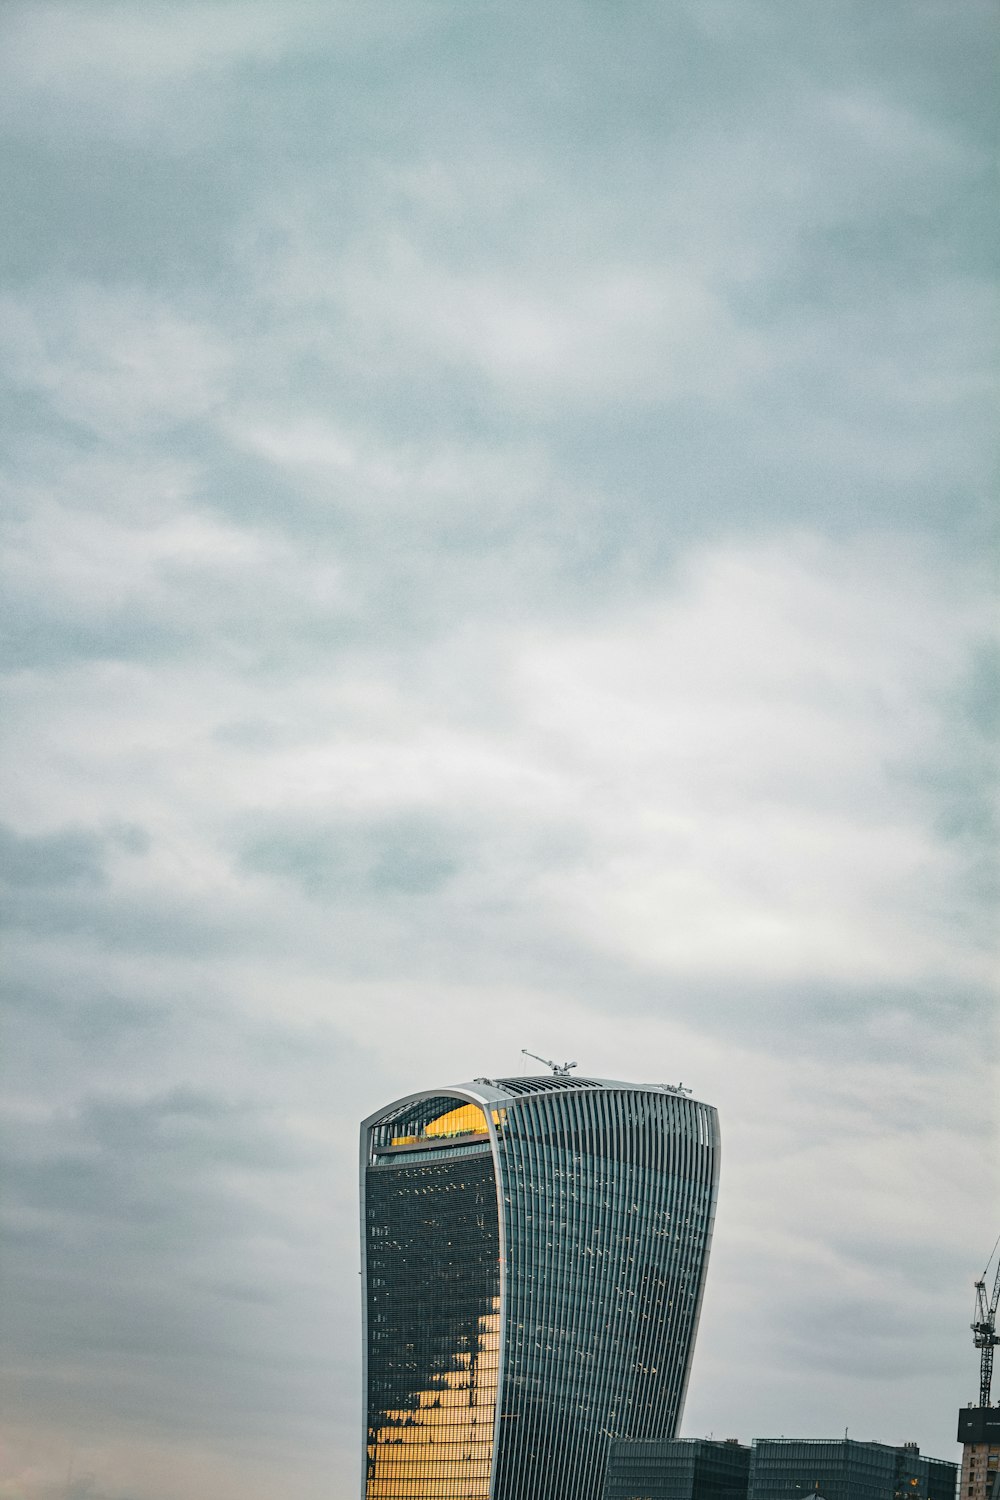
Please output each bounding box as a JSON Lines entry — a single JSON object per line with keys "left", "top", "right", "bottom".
{"left": 359, "top": 1073, "right": 720, "bottom": 1500}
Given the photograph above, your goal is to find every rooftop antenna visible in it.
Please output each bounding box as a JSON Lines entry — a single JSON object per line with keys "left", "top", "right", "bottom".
{"left": 522, "top": 1048, "right": 577, "bottom": 1077}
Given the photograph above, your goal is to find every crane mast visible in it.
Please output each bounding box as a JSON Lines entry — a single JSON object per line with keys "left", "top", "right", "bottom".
{"left": 972, "top": 1250, "right": 1000, "bottom": 1409}
{"left": 958, "top": 1242, "right": 1000, "bottom": 1500}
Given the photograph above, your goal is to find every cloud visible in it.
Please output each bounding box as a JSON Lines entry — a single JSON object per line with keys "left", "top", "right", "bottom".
{"left": 239, "top": 814, "right": 463, "bottom": 901}
{"left": 502, "top": 537, "right": 995, "bottom": 985}
{"left": 326, "top": 244, "right": 769, "bottom": 409}
{"left": 0, "top": 1, "right": 322, "bottom": 148}
{"left": 0, "top": 284, "right": 229, "bottom": 441}
{"left": 0, "top": 823, "right": 106, "bottom": 887}
{"left": 6, "top": 526, "right": 991, "bottom": 1021}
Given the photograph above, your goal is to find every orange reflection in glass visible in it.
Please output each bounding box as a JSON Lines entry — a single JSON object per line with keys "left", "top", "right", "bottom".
{"left": 392, "top": 1105, "right": 506, "bottom": 1147}
{"left": 425, "top": 1104, "right": 490, "bottom": 1138}
{"left": 366, "top": 1299, "right": 500, "bottom": 1498}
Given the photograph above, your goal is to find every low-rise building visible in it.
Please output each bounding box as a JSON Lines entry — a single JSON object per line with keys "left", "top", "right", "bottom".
{"left": 747, "top": 1437, "right": 957, "bottom": 1500}
{"left": 602, "top": 1436, "right": 958, "bottom": 1500}
{"left": 603, "top": 1436, "right": 751, "bottom": 1499}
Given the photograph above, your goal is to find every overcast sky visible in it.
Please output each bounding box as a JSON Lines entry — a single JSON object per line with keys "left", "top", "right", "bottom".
{"left": 1, "top": 3, "right": 997, "bottom": 1497}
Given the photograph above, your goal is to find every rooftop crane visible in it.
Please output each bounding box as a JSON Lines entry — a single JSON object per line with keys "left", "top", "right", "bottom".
{"left": 972, "top": 1241, "right": 1000, "bottom": 1408}
{"left": 521, "top": 1049, "right": 577, "bottom": 1077}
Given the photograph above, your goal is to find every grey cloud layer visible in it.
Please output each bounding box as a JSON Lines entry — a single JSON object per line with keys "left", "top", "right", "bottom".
{"left": 1, "top": 3, "right": 996, "bottom": 1498}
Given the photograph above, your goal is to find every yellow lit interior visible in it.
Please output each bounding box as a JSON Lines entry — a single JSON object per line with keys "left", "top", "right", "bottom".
{"left": 366, "top": 1299, "right": 500, "bottom": 1498}
{"left": 391, "top": 1105, "right": 506, "bottom": 1148}
{"left": 425, "top": 1104, "right": 490, "bottom": 1138}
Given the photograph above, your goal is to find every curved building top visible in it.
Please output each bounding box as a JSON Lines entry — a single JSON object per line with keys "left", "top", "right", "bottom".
{"left": 361, "top": 1074, "right": 715, "bottom": 1161}
{"left": 469, "top": 1074, "right": 699, "bottom": 1100}
{"left": 364, "top": 1073, "right": 704, "bottom": 1123}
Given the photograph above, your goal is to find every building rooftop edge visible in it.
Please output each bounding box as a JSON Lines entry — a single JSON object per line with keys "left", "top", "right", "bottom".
{"left": 471, "top": 1075, "right": 709, "bottom": 1098}
{"left": 371, "top": 1076, "right": 714, "bottom": 1108}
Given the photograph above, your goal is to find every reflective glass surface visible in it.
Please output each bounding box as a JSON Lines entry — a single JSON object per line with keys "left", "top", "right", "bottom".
{"left": 491, "top": 1087, "right": 719, "bottom": 1500}
{"left": 364, "top": 1151, "right": 501, "bottom": 1498}
{"left": 603, "top": 1437, "right": 751, "bottom": 1500}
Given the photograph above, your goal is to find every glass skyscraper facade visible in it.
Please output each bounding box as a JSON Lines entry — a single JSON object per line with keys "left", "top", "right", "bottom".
{"left": 360, "top": 1075, "right": 720, "bottom": 1500}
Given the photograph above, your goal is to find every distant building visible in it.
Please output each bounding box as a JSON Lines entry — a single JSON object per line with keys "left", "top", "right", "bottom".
{"left": 747, "top": 1438, "right": 957, "bottom": 1500}
{"left": 601, "top": 1436, "right": 956, "bottom": 1500}
{"left": 359, "top": 1074, "right": 720, "bottom": 1500}
{"left": 602, "top": 1436, "right": 751, "bottom": 1499}
{"left": 957, "top": 1408, "right": 1000, "bottom": 1500}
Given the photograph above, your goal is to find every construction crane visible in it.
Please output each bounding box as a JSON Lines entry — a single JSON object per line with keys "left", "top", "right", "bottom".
{"left": 972, "top": 1241, "right": 1000, "bottom": 1408}
{"left": 521, "top": 1049, "right": 577, "bottom": 1077}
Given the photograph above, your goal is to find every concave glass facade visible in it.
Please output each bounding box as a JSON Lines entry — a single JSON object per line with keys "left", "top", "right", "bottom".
{"left": 360, "top": 1077, "right": 720, "bottom": 1500}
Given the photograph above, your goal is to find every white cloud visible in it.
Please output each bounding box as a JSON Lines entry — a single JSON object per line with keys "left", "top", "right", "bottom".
{"left": 0, "top": 3, "right": 303, "bottom": 89}
{"left": 4, "top": 527, "right": 990, "bottom": 995}
{"left": 230, "top": 412, "right": 550, "bottom": 525}
{"left": 255, "top": 228, "right": 770, "bottom": 409}
{"left": 0, "top": 285, "right": 229, "bottom": 441}
{"left": 502, "top": 535, "right": 994, "bottom": 984}
{"left": 0, "top": 1, "right": 446, "bottom": 146}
